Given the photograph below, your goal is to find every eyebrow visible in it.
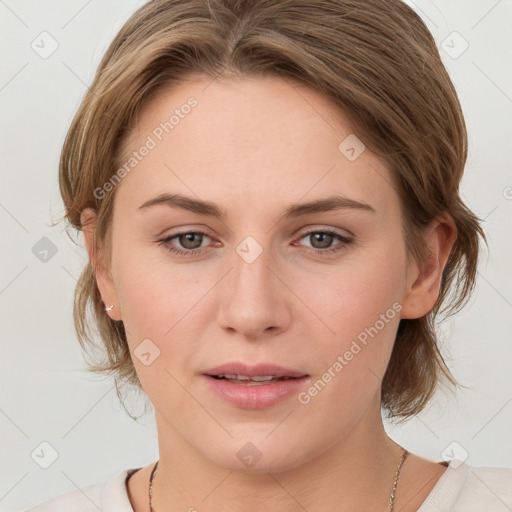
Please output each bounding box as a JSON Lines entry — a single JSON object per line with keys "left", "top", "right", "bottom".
{"left": 138, "top": 193, "right": 376, "bottom": 219}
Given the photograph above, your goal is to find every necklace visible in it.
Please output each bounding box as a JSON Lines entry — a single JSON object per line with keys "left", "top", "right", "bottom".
{"left": 149, "top": 447, "right": 408, "bottom": 511}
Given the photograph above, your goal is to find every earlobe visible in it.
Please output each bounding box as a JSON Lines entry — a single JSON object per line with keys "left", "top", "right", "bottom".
{"left": 80, "top": 208, "right": 122, "bottom": 321}
{"left": 400, "top": 214, "right": 457, "bottom": 320}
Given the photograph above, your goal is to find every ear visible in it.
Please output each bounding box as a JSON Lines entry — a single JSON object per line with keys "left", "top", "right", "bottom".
{"left": 80, "top": 208, "right": 122, "bottom": 321}
{"left": 400, "top": 213, "right": 457, "bottom": 319}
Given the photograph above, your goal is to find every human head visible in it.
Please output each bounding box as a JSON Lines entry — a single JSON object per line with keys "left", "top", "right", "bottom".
{"left": 58, "top": 0, "right": 486, "bottom": 427}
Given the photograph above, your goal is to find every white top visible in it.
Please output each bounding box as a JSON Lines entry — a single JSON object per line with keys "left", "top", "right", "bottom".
{"left": 25, "top": 459, "right": 512, "bottom": 511}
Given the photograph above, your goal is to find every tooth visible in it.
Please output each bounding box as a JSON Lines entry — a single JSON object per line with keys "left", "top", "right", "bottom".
{"left": 219, "top": 374, "right": 279, "bottom": 381}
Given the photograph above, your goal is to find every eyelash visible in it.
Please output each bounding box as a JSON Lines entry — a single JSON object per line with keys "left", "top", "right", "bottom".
{"left": 157, "top": 229, "right": 353, "bottom": 257}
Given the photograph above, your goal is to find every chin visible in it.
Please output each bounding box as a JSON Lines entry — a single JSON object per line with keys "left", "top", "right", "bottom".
{"left": 201, "top": 437, "right": 311, "bottom": 475}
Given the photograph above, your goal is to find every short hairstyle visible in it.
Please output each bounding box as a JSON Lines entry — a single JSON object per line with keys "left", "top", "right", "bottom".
{"left": 57, "top": 0, "right": 487, "bottom": 421}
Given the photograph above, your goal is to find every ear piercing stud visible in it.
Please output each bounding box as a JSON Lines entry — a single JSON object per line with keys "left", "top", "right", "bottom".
{"left": 105, "top": 304, "right": 114, "bottom": 312}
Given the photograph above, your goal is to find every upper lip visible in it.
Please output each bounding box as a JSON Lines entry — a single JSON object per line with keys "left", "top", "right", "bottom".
{"left": 203, "top": 362, "right": 308, "bottom": 378}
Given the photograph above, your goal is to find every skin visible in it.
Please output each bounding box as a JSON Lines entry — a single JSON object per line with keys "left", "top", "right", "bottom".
{"left": 81, "top": 74, "right": 456, "bottom": 511}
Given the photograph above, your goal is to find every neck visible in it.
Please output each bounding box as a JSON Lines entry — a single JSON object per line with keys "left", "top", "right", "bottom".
{"left": 150, "top": 399, "right": 405, "bottom": 512}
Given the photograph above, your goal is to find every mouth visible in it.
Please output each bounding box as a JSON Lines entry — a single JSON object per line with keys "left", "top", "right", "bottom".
{"left": 207, "top": 374, "right": 302, "bottom": 386}
{"left": 202, "top": 366, "right": 310, "bottom": 410}
{"left": 203, "top": 362, "right": 309, "bottom": 382}
{"left": 202, "top": 362, "right": 310, "bottom": 408}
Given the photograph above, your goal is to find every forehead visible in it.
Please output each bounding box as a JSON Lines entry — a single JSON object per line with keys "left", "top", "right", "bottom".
{"left": 115, "top": 74, "right": 399, "bottom": 219}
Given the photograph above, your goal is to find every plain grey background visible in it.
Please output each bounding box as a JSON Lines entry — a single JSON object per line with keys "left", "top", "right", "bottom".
{"left": 1, "top": 0, "right": 511, "bottom": 510}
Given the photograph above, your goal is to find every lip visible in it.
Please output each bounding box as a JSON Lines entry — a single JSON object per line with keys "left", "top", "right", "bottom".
{"left": 202, "top": 361, "right": 310, "bottom": 409}
{"left": 203, "top": 362, "right": 308, "bottom": 379}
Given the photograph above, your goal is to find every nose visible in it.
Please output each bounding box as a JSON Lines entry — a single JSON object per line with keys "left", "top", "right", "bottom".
{"left": 216, "top": 239, "right": 292, "bottom": 340}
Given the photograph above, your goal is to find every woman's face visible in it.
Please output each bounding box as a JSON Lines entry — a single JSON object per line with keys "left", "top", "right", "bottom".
{"left": 94, "top": 74, "right": 422, "bottom": 472}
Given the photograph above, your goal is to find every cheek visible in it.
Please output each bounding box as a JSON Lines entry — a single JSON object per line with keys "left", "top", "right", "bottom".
{"left": 296, "top": 240, "right": 406, "bottom": 396}
{"left": 112, "top": 250, "right": 217, "bottom": 385}
{"left": 302, "top": 240, "right": 405, "bottom": 338}
{"left": 114, "top": 260, "right": 204, "bottom": 406}
{"left": 112, "top": 240, "right": 200, "bottom": 334}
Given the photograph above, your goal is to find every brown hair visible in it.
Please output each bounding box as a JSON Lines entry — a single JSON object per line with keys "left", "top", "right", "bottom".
{"left": 57, "top": 0, "right": 487, "bottom": 421}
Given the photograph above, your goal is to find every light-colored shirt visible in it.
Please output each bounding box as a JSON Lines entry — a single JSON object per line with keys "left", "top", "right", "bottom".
{"left": 25, "top": 459, "right": 512, "bottom": 511}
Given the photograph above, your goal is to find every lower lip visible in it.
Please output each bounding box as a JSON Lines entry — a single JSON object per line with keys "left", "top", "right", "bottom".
{"left": 202, "top": 375, "right": 310, "bottom": 409}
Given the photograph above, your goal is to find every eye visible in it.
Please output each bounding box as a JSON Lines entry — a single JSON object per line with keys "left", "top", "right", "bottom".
{"left": 295, "top": 229, "right": 353, "bottom": 256}
{"left": 157, "top": 228, "right": 353, "bottom": 258}
{"left": 158, "top": 230, "right": 213, "bottom": 256}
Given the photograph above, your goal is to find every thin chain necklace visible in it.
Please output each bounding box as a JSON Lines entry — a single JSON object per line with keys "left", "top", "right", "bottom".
{"left": 149, "top": 447, "right": 408, "bottom": 511}
{"left": 389, "top": 447, "right": 408, "bottom": 510}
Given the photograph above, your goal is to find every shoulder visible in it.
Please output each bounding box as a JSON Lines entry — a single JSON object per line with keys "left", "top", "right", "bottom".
{"left": 418, "top": 459, "right": 512, "bottom": 512}
{"left": 25, "top": 467, "right": 140, "bottom": 512}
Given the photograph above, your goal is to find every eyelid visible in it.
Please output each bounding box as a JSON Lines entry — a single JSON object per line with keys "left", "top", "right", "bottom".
{"left": 156, "top": 224, "right": 215, "bottom": 237}
{"left": 294, "top": 224, "right": 353, "bottom": 241}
